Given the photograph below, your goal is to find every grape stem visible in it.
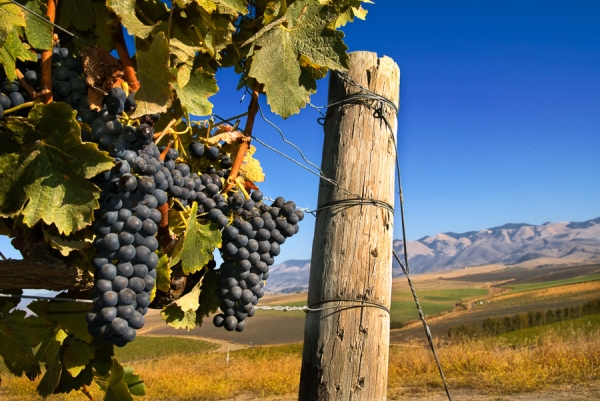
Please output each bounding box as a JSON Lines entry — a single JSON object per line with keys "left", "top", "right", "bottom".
{"left": 154, "top": 118, "right": 178, "bottom": 142}
{"left": 3, "top": 100, "right": 40, "bottom": 115}
{"left": 159, "top": 139, "right": 174, "bottom": 161}
{"left": 15, "top": 69, "right": 38, "bottom": 99}
{"left": 111, "top": 23, "right": 140, "bottom": 92}
{"left": 157, "top": 140, "right": 174, "bottom": 250}
{"left": 81, "top": 384, "right": 93, "bottom": 401}
{"left": 224, "top": 82, "right": 261, "bottom": 192}
{"left": 39, "top": 0, "right": 57, "bottom": 104}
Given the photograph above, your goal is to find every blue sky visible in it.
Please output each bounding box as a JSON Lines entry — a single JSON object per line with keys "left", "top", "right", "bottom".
{"left": 1, "top": 1, "right": 598, "bottom": 265}
{"left": 220, "top": 0, "right": 600, "bottom": 260}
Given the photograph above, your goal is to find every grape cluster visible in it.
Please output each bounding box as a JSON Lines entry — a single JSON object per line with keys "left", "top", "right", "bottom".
{"left": 1, "top": 73, "right": 29, "bottom": 119}
{"left": 212, "top": 192, "right": 303, "bottom": 332}
{"left": 0, "top": 44, "right": 136, "bottom": 123}
{"left": 86, "top": 123, "right": 165, "bottom": 346}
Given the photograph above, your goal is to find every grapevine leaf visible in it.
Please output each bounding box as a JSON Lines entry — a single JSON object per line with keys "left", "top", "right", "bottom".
{"left": 0, "top": 303, "right": 39, "bottom": 377}
{"left": 28, "top": 299, "right": 93, "bottom": 343}
{"left": 0, "top": 218, "right": 11, "bottom": 235}
{"left": 194, "top": 9, "right": 236, "bottom": 57}
{"left": 36, "top": 342, "right": 63, "bottom": 398}
{"left": 0, "top": 0, "right": 26, "bottom": 49}
{"left": 249, "top": 27, "right": 309, "bottom": 118}
{"left": 332, "top": 0, "right": 370, "bottom": 28}
{"left": 106, "top": 0, "right": 156, "bottom": 39}
{"left": 0, "top": 104, "right": 113, "bottom": 235}
{"left": 54, "top": 362, "right": 94, "bottom": 394}
{"left": 91, "top": 339, "right": 114, "bottom": 377}
{"left": 240, "top": 145, "right": 265, "bottom": 183}
{"left": 175, "top": 68, "right": 218, "bottom": 116}
{"left": 122, "top": 366, "right": 146, "bottom": 396}
{"left": 90, "top": 2, "right": 113, "bottom": 50}
{"left": 98, "top": 358, "right": 135, "bottom": 401}
{"left": 136, "top": 0, "right": 169, "bottom": 21}
{"left": 21, "top": 0, "right": 53, "bottom": 50}
{"left": 161, "top": 281, "right": 202, "bottom": 330}
{"left": 169, "top": 202, "right": 221, "bottom": 275}
{"left": 216, "top": 0, "right": 247, "bottom": 14}
{"left": 62, "top": 336, "right": 95, "bottom": 378}
{"left": 34, "top": 328, "right": 66, "bottom": 397}
{"left": 196, "top": 268, "right": 220, "bottom": 325}
{"left": 160, "top": 304, "right": 197, "bottom": 330}
{"left": 34, "top": 326, "right": 66, "bottom": 364}
{"left": 193, "top": 0, "right": 217, "bottom": 13}
{"left": 0, "top": 28, "right": 37, "bottom": 82}
{"left": 55, "top": 0, "right": 94, "bottom": 31}
{"left": 249, "top": 0, "right": 348, "bottom": 117}
{"left": 130, "top": 33, "right": 174, "bottom": 118}
{"left": 42, "top": 225, "right": 93, "bottom": 257}
{"left": 155, "top": 253, "right": 171, "bottom": 293}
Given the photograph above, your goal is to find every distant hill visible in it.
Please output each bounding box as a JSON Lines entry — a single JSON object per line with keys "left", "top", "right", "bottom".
{"left": 265, "top": 217, "right": 600, "bottom": 293}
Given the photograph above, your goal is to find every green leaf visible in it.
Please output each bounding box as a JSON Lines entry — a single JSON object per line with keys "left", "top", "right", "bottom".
{"left": 0, "top": 303, "right": 39, "bottom": 377}
{"left": 91, "top": 339, "right": 114, "bottom": 377}
{"left": 161, "top": 281, "right": 202, "bottom": 330}
{"left": 175, "top": 68, "right": 218, "bottom": 116}
{"left": 34, "top": 328, "right": 66, "bottom": 397}
{"left": 196, "top": 268, "right": 220, "bottom": 325}
{"left": 169, "top": 202, "right": 221, "bottom": 275}
{"left": 107, "top": 0, "right": 157, "bottom": 39}
{"left": 122, "top": 366, "right": 146, "bottom": 396}
{"left": 55, "top": 0, "right": 94, "bottom": 31}
{"left": 62, "top": 336, "right": 95, "bottom": 378}
{"left": 36, "top": 342, "right": 62, "bottom": 398}
{"left": 42, "top": 225, "right": 93, "bottom": 257}
{"left": 196, "top": 10, "right": 236, "bottom": 57}
{"left": 216, "top": 0, "right": 247, "bottom": 14}
{"left": 0, "top": 27, "right": 37, "bottom": 82}
{"left": 161, "top": 303, "right": 197, "bottom": 330}
{"left": 34, "top": 326, "right": 66, "bottom": 364}
{"left": 21, "top": 0, "right": 53, "bottom": 50}
{"left": 28, "top": 299, "right": 93, "bottom": 343}
{"left": 54, "top": 362, "right": 94, "bottom": 394}
{"left": 0, "top": 0, "right": 26, "bottom": 48}
{"left": 193, "top": 0, "right": 217, "bottom": 13}
{"left": 98, "top": 358, "right": 135, "bottom": 401}
{"left": 155, "top": 253, "right": 171, "bottom": 293}
{"left": 90, "top": 2, "right": 113, "bottom": 50}
{"left": 130, "top": 33, "right": 174, "bottom": 118}
{"left": 0, "top": 103, "right": 113, "bottom": 235}
{"left": 248, "top": 0, "right": 348, "bottom": 117}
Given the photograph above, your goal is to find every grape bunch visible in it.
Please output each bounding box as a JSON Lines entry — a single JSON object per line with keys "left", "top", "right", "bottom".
{"left": 1, "top": 73, "right": 29, "bottom": 119}
{"left": 85, "top": 116, "right": 165, "bottom": 347}
{"left": 82, "top": 85, "right": 304, "bottom": 340}
{"left": 0, "top": 44, "right": 136, "bottom": 124}
{"left": 212, "top": 191, "right": 304, "bottom": 332}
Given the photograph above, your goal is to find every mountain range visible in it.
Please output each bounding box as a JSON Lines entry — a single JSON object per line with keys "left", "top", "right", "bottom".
{"left": 265, "top": 217, "right": 600, "bottom": 293}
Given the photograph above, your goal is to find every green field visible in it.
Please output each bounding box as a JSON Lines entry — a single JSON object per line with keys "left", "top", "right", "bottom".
{"left": 390, "top": 288, "right": 488, "bottom": 327}
{"left": 114, "top": 336, "right": 218, "bottom": 362}
{"left": 505, "top": 273, "right": 600, "bottom": 293}
{"left": 498, "top": 313, "right": 600, "bottom": 346}
{"left": 258, "top": 288, "right": 489, "bottom": 328}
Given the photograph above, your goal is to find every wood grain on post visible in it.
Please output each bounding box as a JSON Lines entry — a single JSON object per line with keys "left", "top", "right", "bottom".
{"left": 298, "top": 52, "right": 400, "bottom": 401}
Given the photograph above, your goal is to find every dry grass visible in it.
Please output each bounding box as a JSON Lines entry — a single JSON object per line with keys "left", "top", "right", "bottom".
{"left": 388, "top": 322, "right": 600, "bottom": 398}
{"left": 2, "top": 322, "right": 600, "bottom": 400}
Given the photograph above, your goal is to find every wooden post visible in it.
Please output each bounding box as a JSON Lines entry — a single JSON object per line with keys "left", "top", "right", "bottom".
{"left": 298, "top": 52, "right": 400, "bottom": 401}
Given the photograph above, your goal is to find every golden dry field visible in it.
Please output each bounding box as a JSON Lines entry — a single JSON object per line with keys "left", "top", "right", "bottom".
{"left": 2, "top": 263, "right": 600, "bottom": 400}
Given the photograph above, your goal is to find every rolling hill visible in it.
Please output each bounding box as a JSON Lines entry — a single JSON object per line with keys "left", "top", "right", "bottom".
{"left": 265, "top": 217, "right": 600, "bottom": 293}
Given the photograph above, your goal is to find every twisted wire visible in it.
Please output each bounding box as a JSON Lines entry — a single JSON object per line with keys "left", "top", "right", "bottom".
{"left": 0, "top": 293, "right": 93, "bottom": 303}
{"left": 393, "top": 251, "right": 453, "bottom": 401}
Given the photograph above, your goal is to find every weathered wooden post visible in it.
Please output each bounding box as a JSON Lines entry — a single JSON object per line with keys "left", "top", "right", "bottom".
{"left": 298, "top": 52, "right": 400, "bottom": 400}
